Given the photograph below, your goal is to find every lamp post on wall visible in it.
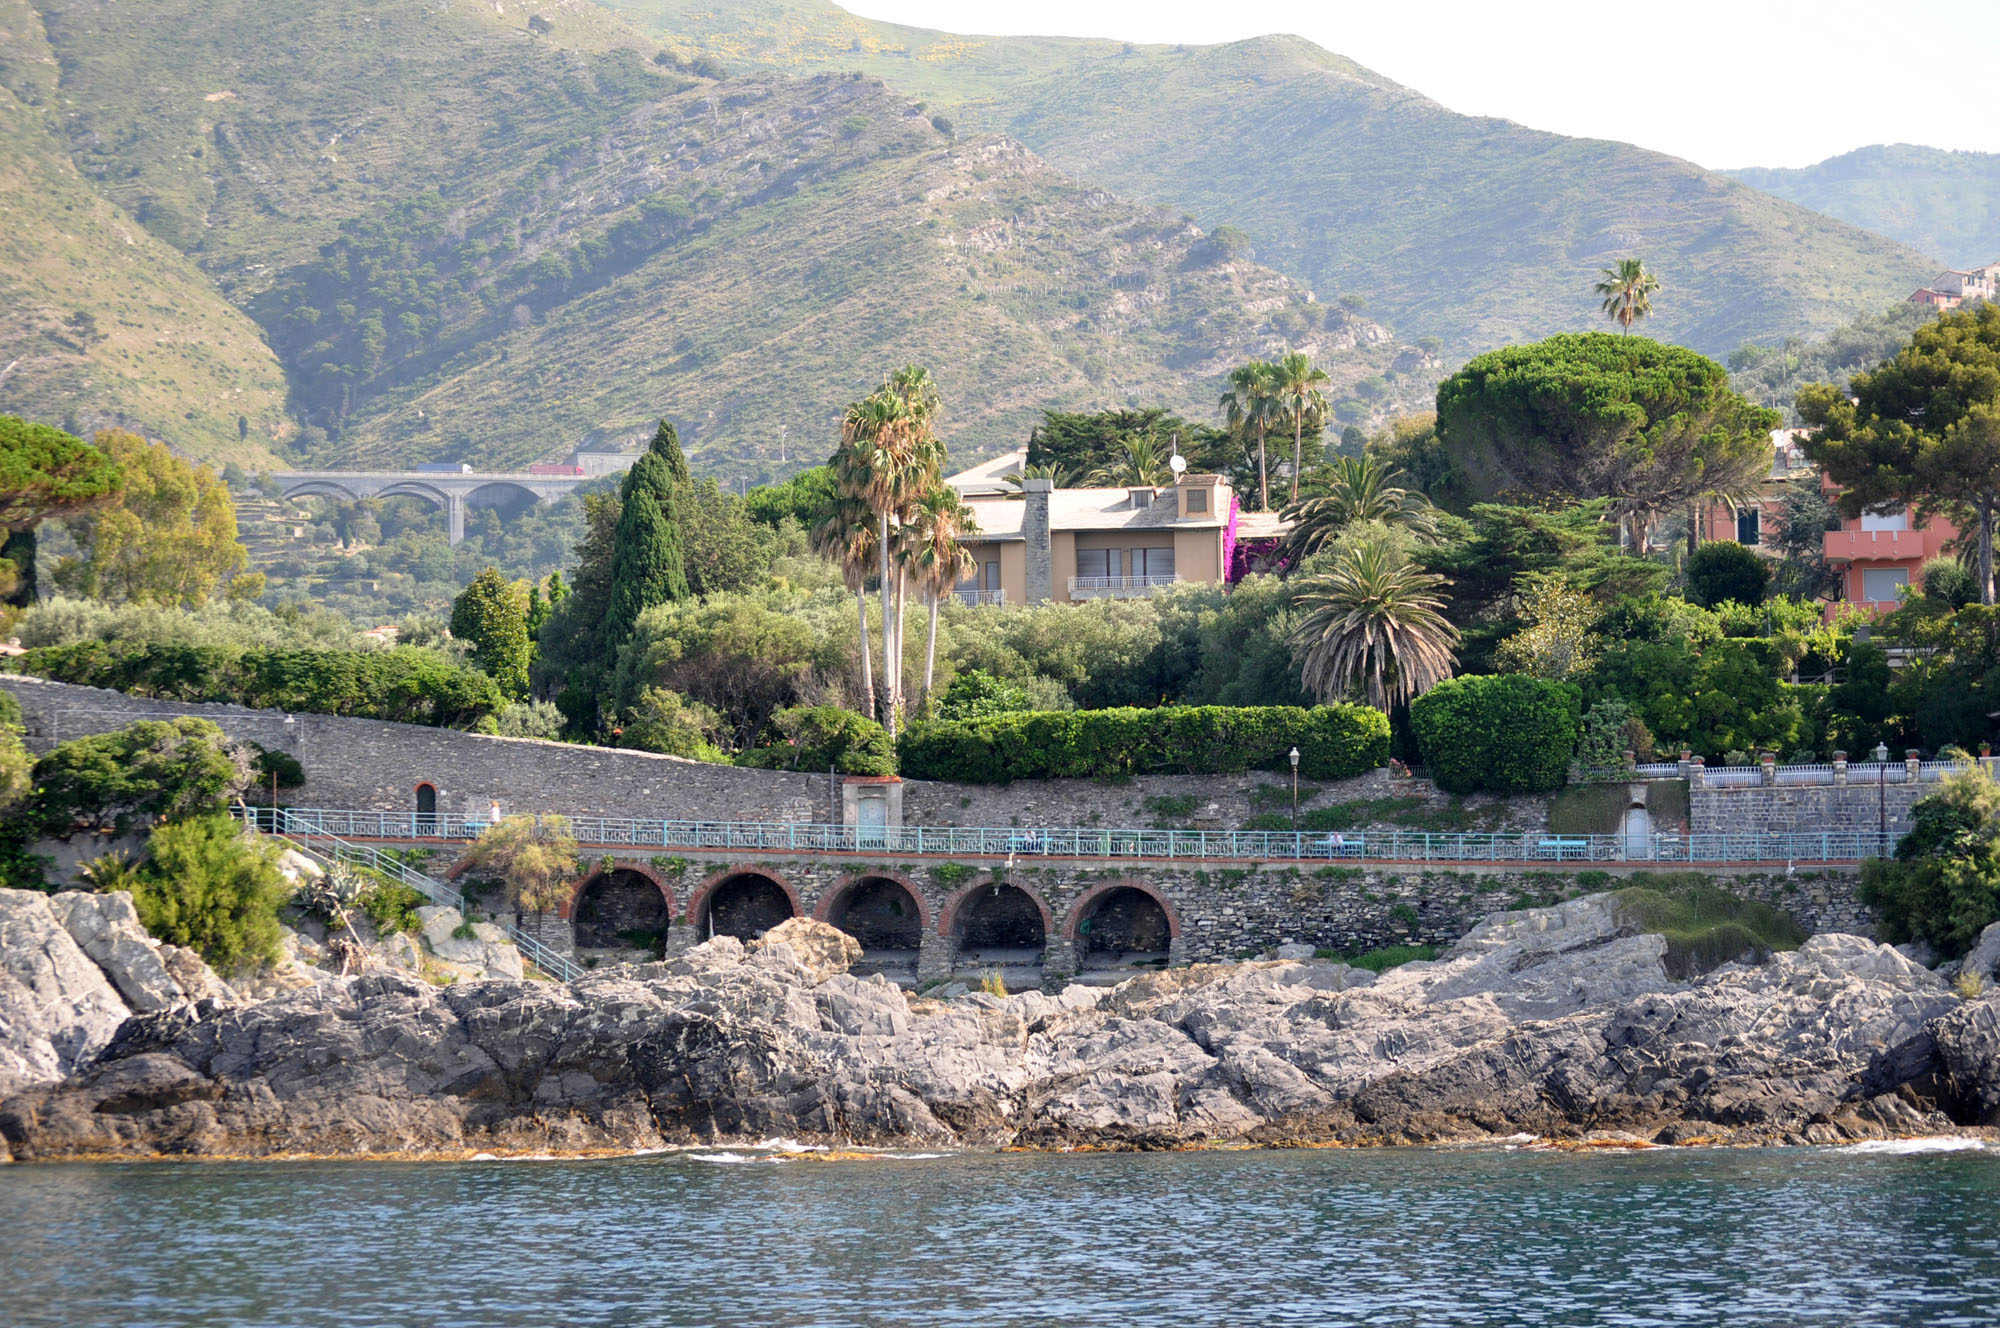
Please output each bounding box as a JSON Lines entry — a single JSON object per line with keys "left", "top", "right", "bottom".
{"left": 1289, "top": 746, "right": 1301, "bottom": 829}
{"left": 1874, "top": 741, "right": 1890, "bottom": 846}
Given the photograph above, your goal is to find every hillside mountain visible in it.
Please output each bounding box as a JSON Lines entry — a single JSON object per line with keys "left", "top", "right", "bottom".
{"left": 0, "top": 0, "right": 288, "bottom": 462}
{"left": 609, "top": 0, "right": 1941, "bottom": 357}
{"left": 1727, "top": 145, "right": 2000, "bottom": 273}
{"left": 0, "top": 0, "right": 1424, "bottom": 475}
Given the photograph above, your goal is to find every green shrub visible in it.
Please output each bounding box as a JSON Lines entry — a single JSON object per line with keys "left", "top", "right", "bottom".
{"left": 129, "top": 815, "right": 288, "bottom": 971}
{"left": 617, "top": 686, "right": 726, "bottom": 761}
{"left": 737, "top": 704, "right": 895, "bottom": 775}
{"left": 1342, "top": 943, "right": 1437, "bottom": 972}
{"left": 9, "top": 641, "right": 505, "bottom": 729}
{"left": 249, "top": 743, "right": 305, "bottom": 793}
{"left": 1611, "top": 873, "right": 1807, "bottom": 978}
{"left": 896, "top": 704, "right": 1387, "bottom": 784}
{"left": 1685, "top": 542, "right": 1770, "bottom": 608}
{"left": 1547, "top": 782, "right": 1633, "bottom": 836}
{"left": 1859, "top": 768, "right": 2000, "bottom": 957}
{"left": 26, "top": 718, "right": 249, "bottom": 838}
{"left": 356, "top": 880, "right": 427, "bottom": 936}
{"left": 1409, "top": 674, "right": 1582, "bottom": 794}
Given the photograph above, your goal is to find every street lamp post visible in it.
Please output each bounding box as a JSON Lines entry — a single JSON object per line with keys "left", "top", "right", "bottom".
{"left": 1874, "top": 741, "right": 1890, "bottom": 846}
{"left": 1289, "top": 746, "right": 1301, "bottom": 830}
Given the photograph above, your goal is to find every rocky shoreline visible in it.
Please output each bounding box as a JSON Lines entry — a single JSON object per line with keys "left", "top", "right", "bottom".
{"left": 5, "top": 888, "right": 2000, "bottom": 1161}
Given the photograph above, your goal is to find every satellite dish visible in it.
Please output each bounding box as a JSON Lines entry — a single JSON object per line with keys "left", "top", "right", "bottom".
{"left": 1169, "top": 454, "right": 1187, "bottom": 475}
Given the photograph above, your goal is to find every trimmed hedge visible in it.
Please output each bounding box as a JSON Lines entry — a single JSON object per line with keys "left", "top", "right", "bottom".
{"left": 897, "top": 704, "right": 1387, "bottom": 784}
{"left": 1409, "top": 673, "right": 1582, "bottom": 794}
{"left": 8, "top": 641, "right": 505, "bottom": 729}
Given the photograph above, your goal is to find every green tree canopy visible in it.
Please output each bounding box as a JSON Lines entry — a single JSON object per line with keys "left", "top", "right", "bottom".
{"left": 0, "top": 416, "right": 121, "bottom": 608}
{"left": 53, "top": 429, "right": 248, "bottom": 609}
{"left": 1685, "top": 541, "right": 1771, "bottom": 608}
{"left": 450, "top": 567, "right": 533, "bottom": 697}
{"left": 1801, "top": 304, "right": 2000, "bottom": 602}
{"left": 1435, "top": 334, "right": 1779, "bottom": 547}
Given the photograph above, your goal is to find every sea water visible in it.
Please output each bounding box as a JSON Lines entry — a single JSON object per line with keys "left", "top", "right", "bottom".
{"left": 6, "top": 1142, "right": 2000, "bottom": 1327}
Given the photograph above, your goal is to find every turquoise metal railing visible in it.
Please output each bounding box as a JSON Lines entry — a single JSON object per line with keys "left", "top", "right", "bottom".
{"left": 242, "top": 806, "right": 1896, "bottom": 865}
{"left": 249, "top": 813, "right": 580, "bottom": 982}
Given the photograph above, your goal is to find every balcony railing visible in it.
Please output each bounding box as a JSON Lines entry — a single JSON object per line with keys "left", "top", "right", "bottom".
{"left": 1069, "top": 574, "right": 1176, "bottom": 599}
{"left": 956, "top": 588, "right": 1009, "bottom": 606}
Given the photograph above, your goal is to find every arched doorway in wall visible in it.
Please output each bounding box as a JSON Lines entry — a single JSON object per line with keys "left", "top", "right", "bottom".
{"left": 1074, "top": 885, "right": 1174, "bottom": 971}
{"left": 415, "top": 782, "right": 437, "bottom": 834}
{"left": 822, "top": 875, "right": 925, "bottom": 982}
{"left": 696, "top": 871, "right": 799, "bottom": 942}
{"left": 953, "top": 882, "right": 1048, "bottom": 987}
{"left": 573, "top": 868, "right": 674, "bottom": 956}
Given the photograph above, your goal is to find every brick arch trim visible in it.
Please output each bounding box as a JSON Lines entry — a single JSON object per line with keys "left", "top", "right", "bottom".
{"left": 815, "top": 870, "right": 933, "bottom": 933}
{"left": 559, "top": 861, "right": 676, "bottom": 923}
{"left": 1062, "top": 878, "right": 1181, "bottom": 943}
{"left": 683, "top": 866, "right": 803, "bottom": 928}
{"left": 936, "top": 875, "right": 1055, "bottom": 940}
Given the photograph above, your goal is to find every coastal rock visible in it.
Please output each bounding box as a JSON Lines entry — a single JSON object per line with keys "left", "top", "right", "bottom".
{"left": 0, "top": 891, "right": 136, "bottom": 1097}
{"left": 3, "top": 892, "right": 1995, "bottom": 1159}
{"left": 416, "top": 907, "right": 524, "bottom": 981}
{"left": 48, "top": 891, "right": 192, "bottom": 1014}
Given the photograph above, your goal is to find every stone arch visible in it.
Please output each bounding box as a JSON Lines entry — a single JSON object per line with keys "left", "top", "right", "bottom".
{"left": 280, "top": 480, "right": 362, "bottom": 504}
{"left": 941, "top": 877, "right": 1052, "bottom": 952}
{"left": 1065, "top": 880, "right": 1177, "bottom": 969}
{"left": 569, "top": 866, "right": 675, "bottom": 951}
{"left": 463, "top": 479, "right": 542, "bottom": 511}
{"left": 686, "top": 867, "right": 801, "bottom": 942}
{"left": 373, "top": 481, "right": 453, "bottom": 513}
{"left": 817, "top": 873, "right": 928, "bottom": 977}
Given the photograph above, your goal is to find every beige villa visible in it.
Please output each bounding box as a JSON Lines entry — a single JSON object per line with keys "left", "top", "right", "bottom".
{"left": 943, "top": 450, "right": 1276, "bottom": 605}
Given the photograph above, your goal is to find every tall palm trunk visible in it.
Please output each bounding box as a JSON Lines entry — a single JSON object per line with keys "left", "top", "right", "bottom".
{"left": 893, "top": 567, "right": 909, "bottom": 725}
{"left": 1291, "top": 410, "right": 1304, "bottom": 503}
{"left": 855, "top": 588, "right": 876, "bottom": 721}
{"left": 1257, "top": 423, "right": 1270, "bottom": 511}
{"left": 923, "top": 589, "right": 941, "bottom": 714}
{"left": 1981, "top": 495, "right": 1996, "bottom": 607}
{"left": 877, "top": 511, "right": 894, "bottom": 732}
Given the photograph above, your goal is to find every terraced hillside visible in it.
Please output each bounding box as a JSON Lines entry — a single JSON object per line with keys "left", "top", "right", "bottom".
{"left": 1, "top": 0, "right": 1424, "bottom": 473}
{"left": 1729, "top": 145, "right": 2000, "bottom": 273}
{"left": 0, "top": 0, "right": 289, "bottom": 462}
{"left": 615, "top": 0, "right": 1940, "bottom": 357}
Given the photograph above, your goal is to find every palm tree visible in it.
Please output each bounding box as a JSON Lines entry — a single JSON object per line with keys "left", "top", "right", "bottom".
{"left": 1281, "top": 457, "right": 1440, "bottom": 562}
{"left": 1288, "top": 539, "right": 1459, "bottom": 710}
{"left": 1220, "top": 359, "right": 1281, "bottom": 511}
{"left": 905, "top": 486, "right": 979, "bottom": 710}
{"left": 1270, "top": 351, "right": 1330, "bottom": 503}
{"left": 1084, "top": 434, "right": 1175, "bottom": 487}
{"left": 809, "top": 491, "right": 880, "bottom": 720}
{"left": 1000, "top": 459, "right": 1080, "bottom": 489}
{"left": 1595, "top": 258, "right": 1661, "bottom": 334}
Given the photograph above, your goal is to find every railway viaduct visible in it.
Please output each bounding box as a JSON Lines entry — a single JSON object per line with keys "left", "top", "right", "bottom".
{"left": 269, "top": 469, "right": 592, "bottom": 543}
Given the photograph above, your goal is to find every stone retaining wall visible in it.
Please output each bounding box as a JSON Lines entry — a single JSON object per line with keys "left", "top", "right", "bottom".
{"left": 509, "top": 849, "right": 1871, "bottom": 989}
{"left": 1690, "top": 782, "right": 1927, "bottom": 839}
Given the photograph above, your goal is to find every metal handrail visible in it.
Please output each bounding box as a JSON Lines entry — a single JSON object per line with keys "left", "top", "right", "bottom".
{"left": 247, "top": 810, "right": 580, "bottom": 982}
{"left": 243, "top": 806, "right": 1897, "bottom": 865}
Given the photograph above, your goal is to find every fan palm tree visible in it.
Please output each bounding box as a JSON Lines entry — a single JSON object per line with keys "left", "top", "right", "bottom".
{"left": 809, "top": 491, "right": 880, "bottom": 720}
{"left": 1595, "top": 258, "right": 1661, "bottom": 334}
{"left": 1288, "top": 539, "right": 1459, "bottom": 710}
{"left": 1000, "top": 460, "right": 1080, "bottom": 489}
{"left": 1084, "top": 434, "right": 1175, "bottom": 487}
{"left": 1281, "top": 457, "right": 1440, "bottom": 562}
{"left": 1220, "top": 359, "right": 1281, "bottom": 511}
{"left": 1271, "top": 351, "right": 1330, "bottom": 503}
{"left": 905, "top": 486, "right": 979, "bottom": 710}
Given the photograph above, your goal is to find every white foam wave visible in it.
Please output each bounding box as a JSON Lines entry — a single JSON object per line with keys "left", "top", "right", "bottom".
{"left": 1841, "top": 1137, "right": 1989, "bottom": 1155}
{"left": 691, "top": 1152, "right": 758, "bottom": 1164}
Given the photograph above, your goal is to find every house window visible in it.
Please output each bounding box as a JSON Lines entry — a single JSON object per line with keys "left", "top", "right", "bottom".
{"left": 1736, "top": 509, "right": 1760, "bottom": 545}
{"left": 1185, "top": 488, "right": 1207, "bottom": 514}
{"left": 1860, "top": 508, "right": 1908, "bottom": 532}
{"left": 1076, "top": 548, "right": 1112, "bottom": 578}
{"left": 1862, "top": 568, "right": 1909, "bottom": 602}
{"left": 1135, "top": 547, "right": 1175, "bottom": 579}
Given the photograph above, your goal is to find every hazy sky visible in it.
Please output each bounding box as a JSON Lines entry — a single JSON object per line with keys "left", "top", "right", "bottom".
{"left": 844, "top": 0, "right": 2000, "bottom": 169}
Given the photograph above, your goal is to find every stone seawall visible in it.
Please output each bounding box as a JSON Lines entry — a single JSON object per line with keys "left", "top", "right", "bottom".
{"left": 1691, "top": 782, "right": 1927, "bottom": 839}
{"left": 525, "top": 849, "right": 1872, "bottom": 987}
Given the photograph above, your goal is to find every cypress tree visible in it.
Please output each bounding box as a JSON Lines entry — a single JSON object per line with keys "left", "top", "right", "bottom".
{"left": 648, "top": 419, "right": 691, "bottom": 489}
{"left": 602, "top": 480, "right": 687, "bottom": 662}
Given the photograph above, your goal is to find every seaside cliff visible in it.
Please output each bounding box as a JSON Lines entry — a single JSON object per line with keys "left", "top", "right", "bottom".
{"left": 5, "top": 888, "right": 2000, "bottom": 1160}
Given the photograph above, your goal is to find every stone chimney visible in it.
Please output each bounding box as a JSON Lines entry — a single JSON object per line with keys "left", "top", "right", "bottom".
{"left": 1023, "top": 477, "right": 1053, "bottom": 604}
